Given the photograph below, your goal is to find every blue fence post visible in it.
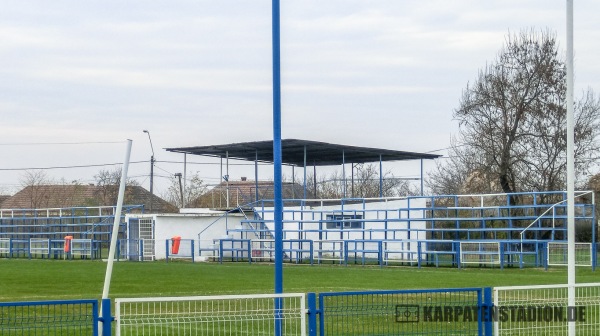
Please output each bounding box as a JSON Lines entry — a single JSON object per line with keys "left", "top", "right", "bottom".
{"left": 219, "top": 240, "right": 223, "bottom": 264}
{"left": 309, "top": 240, "right": 314, "bottom": 265}
{"left": 378, "top": 240, "right": 383, "bottom": 267}
{"left": 247, "top": 239, "right": 252, "bottom": 264}
{"left": 483, "top": 287, "right": 493, "bottom": 336}
{"left": 139, "top": 240, "right": 144, "bottom": 262}
{"left": 165, "top": 239, "right": 170, "bottom": 263}
{"left": 343, "top": 241, "right": 348, "bottom": 266}
{"left": 543, "top": 242, "right": 548, "bottom": 271}
{"left": 307, "top": 292, "right": 318, "bottom": 336}
{"left": 455, "top": 241, "right": 461, "bottom": 269}
{"left": 499, "top": 242, "right": 504, "bottom": 270}
{"left": 318, "top": 293, "right": 325, "bottom": 336}
{"left": 417, "top": 241, "right": 422, "bottom": 268}
{"left": 100, "top": 298, "right": 112, "bottom": 336}
{"left": 116, "top": 240, "right": 121, "bottom": 261}
{"left": 191, "top": 240, "right": 195, "bottom": 263}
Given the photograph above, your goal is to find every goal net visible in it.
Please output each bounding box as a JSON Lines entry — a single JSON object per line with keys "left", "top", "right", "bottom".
{"left": 115, "top": 293, "right": 306, "bottom": 336}
{"left": 547, "top": 242, "right": 593, "bottom": 267}
{"left": 460, "top": 241, "right": 501, "bottom": 265}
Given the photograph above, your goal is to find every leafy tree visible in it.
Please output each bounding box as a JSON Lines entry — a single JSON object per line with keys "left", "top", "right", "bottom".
{"left": 429, "top": 30, "right": 600, "bottom": 201}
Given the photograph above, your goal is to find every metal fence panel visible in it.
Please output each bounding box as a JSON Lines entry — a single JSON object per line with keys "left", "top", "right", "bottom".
{"left": 318, "top": 288, "right": 484, "bottom": 335}
{"left": 494, "top": 283, "right": 600, "bottom": 335}
{"left": 115, "top": 293, "right": 306, "bottom": 336}
{"left": 0, "top": 299, "right": 99, "bottom": 336}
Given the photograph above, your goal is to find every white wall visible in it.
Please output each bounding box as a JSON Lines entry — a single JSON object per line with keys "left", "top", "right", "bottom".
{"left": 125, "top": 198, "right": 427, "bottom": 260}
{"left": 126, "top": 213, "right": 244, "bottom": 260}
{"left": 257, "top": 198, "right": 427, "bottom": 254}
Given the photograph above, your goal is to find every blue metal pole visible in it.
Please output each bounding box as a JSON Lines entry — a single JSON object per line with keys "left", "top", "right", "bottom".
{"left": 307, "top": 293, "right": 318, "bottom": 335}
{"left": 272, "top": 0, "right": 283, "bottom": 296}
{"left": 483, "top": 287, "right": 493, "bottom": 336}
{"left": 101, "top": 298, "right": 112, "bottom": 336}
{"left": 272, "top": 1, "right": 284, "bottom": 335}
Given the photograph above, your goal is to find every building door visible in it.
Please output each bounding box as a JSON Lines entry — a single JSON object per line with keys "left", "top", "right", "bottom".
{"left": 127, "top": 217, "right": 155, "bottom": 261}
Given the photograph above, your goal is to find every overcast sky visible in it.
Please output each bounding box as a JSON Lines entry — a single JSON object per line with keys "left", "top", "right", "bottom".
{"left": 1, "top": 0, "right": 599, "bottom": 196}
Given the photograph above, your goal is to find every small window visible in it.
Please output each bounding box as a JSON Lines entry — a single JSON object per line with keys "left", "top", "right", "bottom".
{"left": 325, "top": 214, "right": 363, "bottom": 229}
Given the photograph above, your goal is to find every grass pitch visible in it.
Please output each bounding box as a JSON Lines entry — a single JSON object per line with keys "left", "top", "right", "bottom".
{"left": 0, "top": 259, "right": 598, "bottom": 302}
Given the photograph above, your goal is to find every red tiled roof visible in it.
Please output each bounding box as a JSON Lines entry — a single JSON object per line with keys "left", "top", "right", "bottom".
{"left": 1, "top": 185, "right": 177, "bottom": 213}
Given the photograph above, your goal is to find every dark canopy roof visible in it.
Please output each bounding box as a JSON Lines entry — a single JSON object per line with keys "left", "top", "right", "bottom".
{"left": 166, "top": 139, "right": 440, "bottom": 166}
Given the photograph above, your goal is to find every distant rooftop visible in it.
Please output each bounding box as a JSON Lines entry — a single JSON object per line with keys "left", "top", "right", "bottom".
{"left": 166, "top": 139, "right": 440, "bottom": 166}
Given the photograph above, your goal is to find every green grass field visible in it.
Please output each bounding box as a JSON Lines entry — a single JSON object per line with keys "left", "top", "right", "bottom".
{"left": 0, "top": 259, "right": 598, "bottom": 302}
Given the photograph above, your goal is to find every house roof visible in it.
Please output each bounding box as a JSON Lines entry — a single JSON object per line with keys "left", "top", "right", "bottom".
{"left": 0, "top": 195, "right": 11, "bottom": 207}
{"left": 191, "top": 179, "right": 311, "bottom": 208}
{"left": 166, "top": 139, "right": 440, "bottom": 166}
{"left": 1, "top": 185, "right": 177, "bottom": 213}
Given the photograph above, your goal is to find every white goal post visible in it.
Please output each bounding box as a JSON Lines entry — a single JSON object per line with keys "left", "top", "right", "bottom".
{"left": 0, "top": 238, "right": 11, "bottom": 256}
{"left": 29, "top": 238, "right": 50, "bottom": 257}
{"left": 115, "top": 293, "right": 306, "bottom": 336}
{"left": 459, "top": 241, "right": 501, "bottom": 265}
{"left": 547, "top": 242, "right": 592, "bottom": 267}
{"left": 71, "top": 239, "right": 93, "bottom": 258}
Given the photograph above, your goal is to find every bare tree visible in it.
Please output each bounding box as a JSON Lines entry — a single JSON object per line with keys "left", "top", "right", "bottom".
{"left": 429, "top": 30, "right": 600, "bottom": 199}
{"left": 19, "top": 170, "right": 52, "bottom": 208}
{"left": 304, "top": 163, "right": 419, "bottom": 199}
{"left": 94, "top": 168, "right": 139, "bottom": 205}
{"left": 162, "top": 172, "right": 207, "bottom": 208}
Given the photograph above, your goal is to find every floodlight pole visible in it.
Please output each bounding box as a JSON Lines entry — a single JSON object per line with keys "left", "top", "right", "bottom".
{"left": 175, "top": 173, "right": 184, "bottom": 208}
{"left": 143, "top": 130, "right": 155, "bottom": 212}
{"left": 566, "top": 1, "right": 576, "bottom": 335}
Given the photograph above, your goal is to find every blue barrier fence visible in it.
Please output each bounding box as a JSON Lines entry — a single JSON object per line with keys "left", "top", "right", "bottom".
{"left": 208, "top": 238, "right": 598, "bottom": 270}
{"left": 0, "top": 299, "right": 99, "bottom": 335}
{"left": 313, "top": 288, "right": 491, "bottom": 336}
{"left": 0, "top": 288, "right": 493, "bottom": 335}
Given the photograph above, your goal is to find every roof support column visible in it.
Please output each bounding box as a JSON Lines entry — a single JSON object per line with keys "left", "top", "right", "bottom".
{"left": 420, "top": 159, "right": 424, "bottom": 196}
{"left": 303, "top": 145, "right": 307, "bottom": 199}
{"left": 183, "top": 153, "right": 187, "bottom": 208}
{"left": 351, "top": 163, "right": 354, "bottom": 198}
{"left": 225, "top": 151, "right": 230, "bottom": 208}
{"left": 342, "top": 150, "right": 346, "bottom": 198}
{"left": 313, "top": 164, "right": 317, "bottom": 198}
{"left": 379, "top": 155, "right": 383, "bottom": 198}
{"left": 255, "top": 150, "right": 259, "bottom": 202}
{"left": 291, "top": 166, "right": 295, "bottom": 198}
